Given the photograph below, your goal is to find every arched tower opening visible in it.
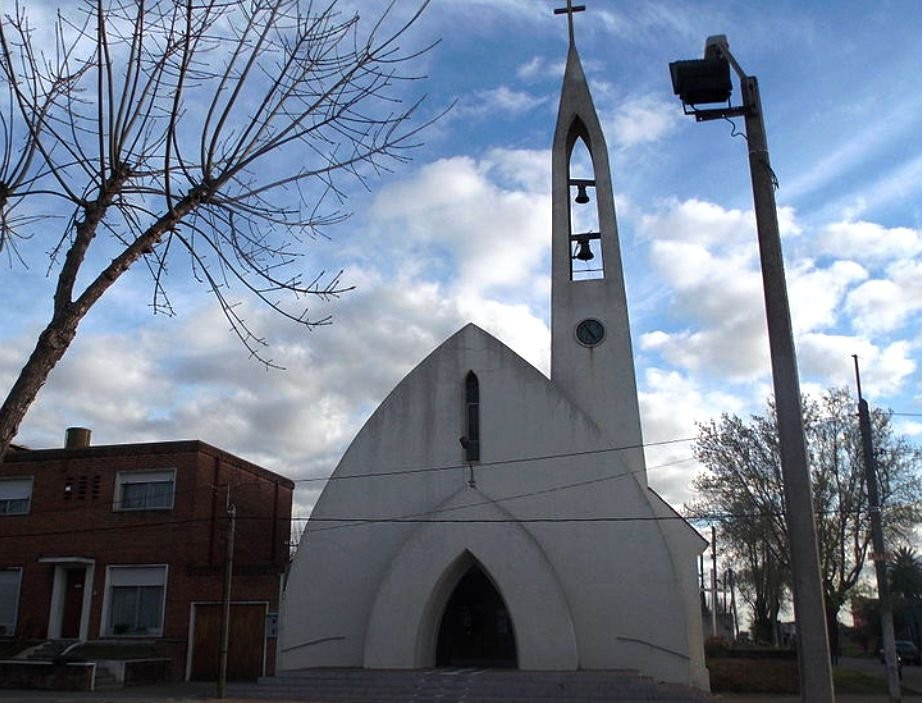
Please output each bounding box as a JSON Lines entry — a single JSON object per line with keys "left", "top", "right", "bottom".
{"left": 435, "top": 562, "right": 517, "bottom": 668}
{"left": 566, "top": 119, "right": 603, "bottom": 281}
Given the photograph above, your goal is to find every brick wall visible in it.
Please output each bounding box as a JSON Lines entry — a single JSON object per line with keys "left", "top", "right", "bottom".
{"left": 1, "top": 441, "right": 292, "bottom": 680}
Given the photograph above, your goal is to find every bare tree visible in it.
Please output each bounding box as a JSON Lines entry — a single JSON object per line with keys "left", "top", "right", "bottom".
{"left": 689, "top": 412, "right": 789, "bottom": 643}
{"left": 689, "top": 388, "right": 922, "bottom": 649}
{"left": 0, "top": 0, "right": 436, "bottom": 458}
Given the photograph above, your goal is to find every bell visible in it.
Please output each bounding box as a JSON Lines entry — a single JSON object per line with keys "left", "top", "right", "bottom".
{"left": 575, "top": 239, "right": 594, "bottom": 261}
{"left": 574, "top": 183, "right": 590, "bottom": 204}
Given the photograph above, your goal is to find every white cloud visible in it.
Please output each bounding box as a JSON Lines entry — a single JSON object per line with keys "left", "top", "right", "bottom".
{"left": 893, "top": 419, "right": 922, "bottom": 438}
{"left": 782, "top": 91, "right": 922, "bottom": 208}
{"left": 516, "top": 56, "right": 565, "bottom": 82}
{"left": 454, "top": 86, "right": 548, "bottom": 120}
{"left": 777, "top": 206, "right": 804, "bottom": 238}
{"left": 797, "top": 334, "right": 914, "bottom": 397}
{"left": 639, "top": 199, "right": 770, "bottom": 379}
{"left": 845, "top": 259, "right": 922, "bottom": 334}
{"left": 607, "top": 94, "right": 682, "bottom": 149}
{"left": 845, "top": 279, "right": 908, "bottom": 333}
{"left": 640, "top": 198, "right": 755, "bottom": 247}
{"left": 818, "top": 221, "right": 922, "bottom": 262}
{"left": 366, "top": 152, "right": 551, "bottom": 301}
{"left": 593, "top": 3, "right": 714, "bottom": 45}
{"left": 639, "top": 367, "right": 748, "bottom": 507}
{"left": 788, "top": 259, "right": 867, "bottom": 334}
{"left": 635, "top": 198, "right": 918, "bottom": 398}
{"left": 641, "top": 317, "right": 769, "bottom": 381}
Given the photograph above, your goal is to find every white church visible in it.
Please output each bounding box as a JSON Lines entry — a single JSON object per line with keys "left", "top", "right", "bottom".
{"left": 280, "top": 14, "right": 709, "bottom": 692}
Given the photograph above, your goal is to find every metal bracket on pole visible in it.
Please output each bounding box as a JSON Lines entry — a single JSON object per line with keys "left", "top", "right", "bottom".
{"left": 684, "top": 105, "right": 748, "bottom": 122}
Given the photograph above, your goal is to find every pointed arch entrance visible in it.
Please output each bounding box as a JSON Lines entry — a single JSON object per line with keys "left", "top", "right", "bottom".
{"left": 362, "top": 486, "right": 578, "bottom": 671}
{"left": 436, "top": 563, "right": 516, "bottom": 668}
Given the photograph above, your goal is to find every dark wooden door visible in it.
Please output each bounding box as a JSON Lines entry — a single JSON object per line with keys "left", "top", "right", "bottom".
{"left": 190, "top": 603, "right": 265, "bottom": 681}
{"left": 436, "top": 566, "right": 517, "bottom": 668}
{"left": 60, "top": 568, "right": 85, "bottom": 638}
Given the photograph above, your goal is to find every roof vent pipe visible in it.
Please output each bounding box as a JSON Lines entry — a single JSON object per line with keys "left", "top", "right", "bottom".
{"left": 65, "top": 427, "right": 92, "bottom": 449}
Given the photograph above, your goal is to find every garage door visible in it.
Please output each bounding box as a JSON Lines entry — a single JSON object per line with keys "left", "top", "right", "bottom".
{"left": 190, "top": 602, "right": 266, "bottom": 681}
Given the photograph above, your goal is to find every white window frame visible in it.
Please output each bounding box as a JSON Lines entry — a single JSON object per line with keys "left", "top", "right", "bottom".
{"left": 0, "top": 567, "right": 23, "bottom": 636}
{"left": 113, "top": 469, "right": 176, "bottom": 511}
{"left": 0, "top": 477, "right": 33, "bottom": 516}
{"left": 100, "top": 564, "right": 169, "bottom": 638}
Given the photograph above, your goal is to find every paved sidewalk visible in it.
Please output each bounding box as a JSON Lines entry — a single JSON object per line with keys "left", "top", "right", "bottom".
{"left": 0, "top": 674, "right": 919, "bottom": 703}
{"left": 0, "top": 688, "right": 919, "bottom": 703}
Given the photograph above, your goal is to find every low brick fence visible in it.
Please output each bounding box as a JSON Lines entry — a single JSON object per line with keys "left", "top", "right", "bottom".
{"left": 0, "top": 660, "right": 95, "bottom": 691}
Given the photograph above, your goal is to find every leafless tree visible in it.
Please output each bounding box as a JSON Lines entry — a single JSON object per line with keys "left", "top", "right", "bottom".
{"left": 688, "top": 388, "right": 922, "bottom": 648}
{"left": 0, "top": 0, "right": 436, "bottom": 458}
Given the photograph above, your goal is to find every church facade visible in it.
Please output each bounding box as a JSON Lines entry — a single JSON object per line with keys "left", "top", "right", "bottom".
{"left": 280, "top": 23, "right": 709, "bottom": 691}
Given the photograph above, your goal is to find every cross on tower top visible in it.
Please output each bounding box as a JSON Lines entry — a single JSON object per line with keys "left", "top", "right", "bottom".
{"left": 553, "top": 0, "right": 586, "bottom": 44}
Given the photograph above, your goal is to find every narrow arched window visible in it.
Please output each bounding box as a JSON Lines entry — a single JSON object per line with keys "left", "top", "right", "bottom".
{"left": 464, "top": 371, "right": 480, "bottom": 462}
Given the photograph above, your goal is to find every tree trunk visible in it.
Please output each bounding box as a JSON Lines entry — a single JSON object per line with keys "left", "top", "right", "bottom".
{"left": 825, "top": 606, "right": 841, "bottom": 664}
{"left": 0, "top": 185, "right": 204, "bottom": 462}
{"left": 0, "top": 312, "right": 82, "bottom": 459}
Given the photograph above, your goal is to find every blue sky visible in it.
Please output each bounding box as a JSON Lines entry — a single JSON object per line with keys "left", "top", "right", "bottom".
{"left": 3, "top": 0, "right": 922, "bottom": 520}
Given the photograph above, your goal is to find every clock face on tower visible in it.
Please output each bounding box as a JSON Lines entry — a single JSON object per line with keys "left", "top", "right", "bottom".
{"left": 575, "top": 318, "right": 605, "bottom": 347}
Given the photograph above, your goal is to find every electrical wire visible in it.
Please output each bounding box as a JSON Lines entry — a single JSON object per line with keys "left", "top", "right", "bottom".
{"left": 293, "top": 436, "right": 695, "bottom": 484}
{"left": 2, "top": 435, "right": 696, "bottom": 520}
{"left": 307, "top": 455, "right": 698, "bottom": 533}
{"left": 0, "top": 456, "right": 698, "bottom": 539}
{"left": 6, "top": 474, "right": 919, "bottom": 542}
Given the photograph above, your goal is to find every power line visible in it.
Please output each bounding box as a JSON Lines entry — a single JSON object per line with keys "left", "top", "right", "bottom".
{"left": 293, "top": 436, "right": 695, "bottom": 484}
{"left": 4, "top": 498, "right": 919, "bottom": 541}
{"left": 307, "top": 455, "right": 697, "bottom": 533}
{"left": 1, "top": 436, "right": 697, "bottom": 520}
{"left": 0, "top": 456, "right": 697, "bottom": 539}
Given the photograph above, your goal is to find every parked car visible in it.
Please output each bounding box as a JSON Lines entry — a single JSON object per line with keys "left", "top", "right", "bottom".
{"left": 880, "top": 640, "right": 921, "bottom": 665}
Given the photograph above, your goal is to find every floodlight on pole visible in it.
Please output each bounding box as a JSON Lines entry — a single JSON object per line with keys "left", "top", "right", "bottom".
{"left": 670, "top": 35, "right": 835, "bottom": 703}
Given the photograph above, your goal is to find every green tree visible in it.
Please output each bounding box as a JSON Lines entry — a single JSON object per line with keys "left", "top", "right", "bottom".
{"left": 0, "top": 0, "right": 434, "bottom": 459}
{"left": 689, "top": 387, "right": 922, "bottom": 651}
{"left": 889, "top": 546, "right": 922, "bottom": 600}
{"left": 889, "top": 546, "right": 922, "bottom": 644}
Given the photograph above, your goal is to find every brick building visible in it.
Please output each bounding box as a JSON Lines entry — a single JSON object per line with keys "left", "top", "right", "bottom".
{"left": 0, "top": 428, "right": 293, "bottom": 681}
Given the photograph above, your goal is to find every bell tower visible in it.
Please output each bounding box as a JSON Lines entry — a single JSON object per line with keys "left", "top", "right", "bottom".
{"left": 550, "top": 6, "right": 646, "bottom": 478}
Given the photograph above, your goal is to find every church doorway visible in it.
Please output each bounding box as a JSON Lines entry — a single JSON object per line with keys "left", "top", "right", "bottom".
{"left": 435, "top": 565, "right": 517, "bottom": 668}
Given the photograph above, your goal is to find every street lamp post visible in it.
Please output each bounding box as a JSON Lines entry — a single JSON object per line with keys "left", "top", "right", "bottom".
{"left": 670, "top": 36, "right": 835, "bottom": 703}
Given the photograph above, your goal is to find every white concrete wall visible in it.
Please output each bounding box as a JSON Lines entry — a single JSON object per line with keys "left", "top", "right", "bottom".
{"left": 281, "top": 325, "right": 707, "bottom": 688}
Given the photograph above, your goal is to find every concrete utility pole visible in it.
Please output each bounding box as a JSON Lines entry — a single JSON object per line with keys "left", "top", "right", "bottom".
{"left": 217, "top": 497, "right": 236, "bottom": 699}
{"left": 670, "top": 35, "right": 834, "bottom": 703}
{"left": 854, "top": 356, "right": 901, "bottom": 703}
{"left": 738, "top": 54, "right": 834, "bottom": 703}
{"left": 727, "top": 568, "right": 739, "bottom": 641}
{"left": 711, "top": 526, "right": 718, "bottom": 637}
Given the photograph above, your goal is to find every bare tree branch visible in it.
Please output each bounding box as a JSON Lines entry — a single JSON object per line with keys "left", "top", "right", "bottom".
{"left": 0, "top": 0, "right": 437, "bottom": 457}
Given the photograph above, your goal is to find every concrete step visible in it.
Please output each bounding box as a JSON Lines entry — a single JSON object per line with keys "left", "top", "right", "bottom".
{"left": 93, "top": 666, "right": 122, "bottom": 691}
{"left": 226, "top": 668, "right": 714, "bottom": 702}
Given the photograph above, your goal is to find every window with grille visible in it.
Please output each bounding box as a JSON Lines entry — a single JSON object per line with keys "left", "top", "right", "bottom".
{"left": 113, "top": 470, "right": 175, "bottom": 511}
{"left": 0, "top": 568, "right": 22, "bottom": 635}
{"left": 104, "top": 565, "right": 167, "bottom": 636}
{"left": 0, "top": 478, "right": 32, "bottom": 515}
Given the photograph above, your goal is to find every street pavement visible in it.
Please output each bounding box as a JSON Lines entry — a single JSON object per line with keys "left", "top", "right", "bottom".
{"left": 0, "top": 658, "right": 919, "bottom": 702}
